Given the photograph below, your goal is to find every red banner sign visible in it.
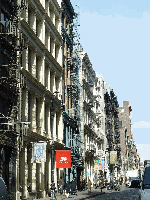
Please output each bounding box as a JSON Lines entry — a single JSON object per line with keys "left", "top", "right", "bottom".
{"left": 56, "top": 150, "right": 71, "bottom": 168}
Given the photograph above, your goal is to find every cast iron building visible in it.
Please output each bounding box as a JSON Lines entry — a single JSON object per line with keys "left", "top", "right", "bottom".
{"left": 104, "top": 87, "right": 121, "bottom": 181}
{"left": 16, "top": 0, "right": 63, "bottom": 199}
{"left": 93, "top": 74, "right": 107, "bottom": 183}
{"left": 0, "top": 0, "right": 19, "bottom": 199}
{"left": 119, "top": 101, "right": 139, "bottom": 180}
{"left": 61, "top": 0, "right": 82, "bottom": 187}
{"left": 79, "top": 52, "right": 105, "bottom": 184}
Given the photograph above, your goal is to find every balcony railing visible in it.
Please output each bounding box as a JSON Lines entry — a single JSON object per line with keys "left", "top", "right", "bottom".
{"left": 0, "top": 21, "right": 14, "bottom": 34}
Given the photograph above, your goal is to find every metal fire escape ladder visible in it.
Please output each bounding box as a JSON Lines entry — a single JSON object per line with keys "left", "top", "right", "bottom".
{"left": 0, "top": 0, "right": 29, "bottom": 152}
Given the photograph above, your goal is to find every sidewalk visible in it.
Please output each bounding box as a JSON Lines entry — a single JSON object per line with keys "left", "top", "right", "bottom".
{"left": 37, "top": 187, "right": 106, "bottom": 200}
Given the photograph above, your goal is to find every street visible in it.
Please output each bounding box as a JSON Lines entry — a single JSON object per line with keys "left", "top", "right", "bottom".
{"left": 54, "top": 185, "right": 140, "bottom": 200}
{"left": 0, "top": 1, "right": 145, "bottom": 200}
{"left": 90, "top": 185, "right": 140, "bottom": 200}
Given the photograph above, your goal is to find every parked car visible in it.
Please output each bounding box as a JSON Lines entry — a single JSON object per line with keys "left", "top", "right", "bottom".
{"left": 130, "top": 179, "right": 140, "bottom": 188}
{"left": 0, "top": 177, "right": 10, "bottom": 200}
{"left": 139, "top": 167, "right": 150, "bottom": 200}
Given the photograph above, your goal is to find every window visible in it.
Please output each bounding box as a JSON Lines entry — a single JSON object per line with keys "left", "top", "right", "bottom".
{"left": 0, "top": 11, "right": 9, "bottom": 33}
{"left": 1, "top": 12, "right": 4, "bottom": 24}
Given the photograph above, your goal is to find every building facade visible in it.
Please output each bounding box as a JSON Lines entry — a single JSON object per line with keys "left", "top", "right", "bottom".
{"left": 93, "top": 74, "right": 107, "bottom": 185}
{"left": 104, "top": 87, "right": 121, "bottom": 182}
{"left": 0, "top": 0, "right": 140, "bottom": 198}
{"left": 61, "top": 0, "right": 83, "bottom": 188}
{"left": 119, "top": 101, "right": 139, "bottom": 183}
{"left": 79, "top": 52, "right": 106, "bottom": 185}
{"left": 0, "top": 0, "right": 19, "bottom": 199}
{"left": 19, "top": 0, "right": 63, "bottom": 199}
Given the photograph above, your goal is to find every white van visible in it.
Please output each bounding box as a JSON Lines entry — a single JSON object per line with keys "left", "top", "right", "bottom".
{"left": 140, "top": 167, "right": 150, "bottom": 200}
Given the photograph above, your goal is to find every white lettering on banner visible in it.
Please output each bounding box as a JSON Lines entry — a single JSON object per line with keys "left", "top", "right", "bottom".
{"left": 60, "top": 157, "right": 67, "bottom": 161}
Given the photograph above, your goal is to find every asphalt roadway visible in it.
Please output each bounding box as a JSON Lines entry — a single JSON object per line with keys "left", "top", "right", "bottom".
{"left": 37, "top": 184, "right": 140, "bottom": 200}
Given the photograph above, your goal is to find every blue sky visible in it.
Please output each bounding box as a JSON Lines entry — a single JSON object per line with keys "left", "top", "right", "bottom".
{"left": 70, "top": 0, "right": 150, "bottom": 161}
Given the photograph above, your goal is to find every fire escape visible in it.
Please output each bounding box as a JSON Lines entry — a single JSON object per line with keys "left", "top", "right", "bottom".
{"left": 0, "top": 0, "right": 29, "bottom": 197}
{"left": 104, "top": 89, "right": 121, "bottom": 179}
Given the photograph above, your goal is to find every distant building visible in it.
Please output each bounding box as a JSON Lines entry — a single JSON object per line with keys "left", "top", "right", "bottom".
{"left": 119, "top": 101, "right": 139, "bottom": 182}
{"left": 61, "top": 0, "right": 83, "bottom": 187}
{"left": 104, "top": 87, "right": 121, "bottom": 181}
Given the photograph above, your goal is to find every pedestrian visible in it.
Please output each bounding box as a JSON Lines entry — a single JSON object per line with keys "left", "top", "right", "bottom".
{"left": 82, "top": 179, "right": 86, "bottom": 191}
{"left": 58, "top": 176, "right": 63, "bottom": 194}
{"left": 87, "top": 179, "right": 92, "bottom": 193}
{"left": 65, "top": 181, "right": 70, "bottom": 198}
{"left": 121, "top": 177, "right": 123, "bottom": 185}
{"left": 79, "top": 179, "right": 82, "bottom": 191}
{"left": 71, "top": 179, "right": 76, "bottom": 194}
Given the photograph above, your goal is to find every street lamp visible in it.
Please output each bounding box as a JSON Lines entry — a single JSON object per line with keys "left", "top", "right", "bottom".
{"left": 50, "top": 90, "right": 60, "bottom": 200}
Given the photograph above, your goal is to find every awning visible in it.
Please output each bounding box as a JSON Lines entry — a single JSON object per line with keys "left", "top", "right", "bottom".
{"left": 25, "top": 131, "right": 48, "bottom": 143}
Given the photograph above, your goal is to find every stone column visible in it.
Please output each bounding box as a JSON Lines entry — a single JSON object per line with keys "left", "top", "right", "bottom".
{"left": 47, "top": 33, "right": 50, "bottom": 52}
{"left": 39, "top": 57, "right": 42, "bottom": 84}
{"left": 58, "top": 77, "right": 62, "bottom": 96}
{"left": 39, "top": 20, "right": 43, "bottom": 42}
{"left": 39, "top": 56, "right": 45, "bottom": 85}
{"left": 49, "top": 150, "right": 51, "bottom": 188}
{"left": 43, "top": 56, "right": 45, "bottom": 86}
{"left": 42, "top": 0, "right": 45, "bottom": 9}
{"left": 33, "top": 11, "right": 36, "bottom": 33}
{"left": 52, "top": 10, "right": 55, "bottom": 25}
{"left": 45, "top": 0, "right": 49, "bottom": 15}
{"left": 36, "top": 163, "right": 41, "bottom": 196}
{"left": 48, "top": 67, "right": 50, "bottom": 91}
{"left": 41, "top": 162, "right": 45, "bottom": 197}
{"left": 53, "top": 110, "right": 56, "bottom": 140}
{"left": 32, "top": 49, "right": 36, "bottom": 78}
{"left": 58, "top": 18, "right": 61, "bottom": 34}
{"left": 50, "top": 71, "right": 56, "bottom": 93}
{"left": 58, "top": 112, "right": 63, "bottom": 142}
{"left": 20, "top": 144, "right": 28, "bottom": 199}
{"left": 25, "top": 0, "right": 28, "bottom": 22}
{"left": 31, "top": 94, "right": 36, "bottom": 132}
{"left": 53, "top": 72, "right": 56, "bottom": 93}
{"left": 42, "top": 17, "right": 45, "bottom": 44}
{"left": 27, "top": 144, "right": 34, "bottom": 194}
{"left": 58, "top": 44, "right": 62, "bottom": 66}
{"left": 85, "top": 134, "right": 88, "bottom": 151}
{"left": 51, "top": 39, "right": 55, "bottom": 58}
{"left": 45, "top": 145, "right": 50, "bottom": 196}
{"left": 39, "top": 97, "right": 45, "bottom": 136}
{"left": 31, "top": 162, "right": 36, "bottom": 192}
{"left": 47, "top": 106, "right": 51, "bottom": 138}
{"left": 90, "top": 162, "right": 93, "bottom": 184}
{"left": 22, "top": 43, "right": 28, "bottom": 70}
{"left": 54, "top": 155, "right": 57, "bottom": 190}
